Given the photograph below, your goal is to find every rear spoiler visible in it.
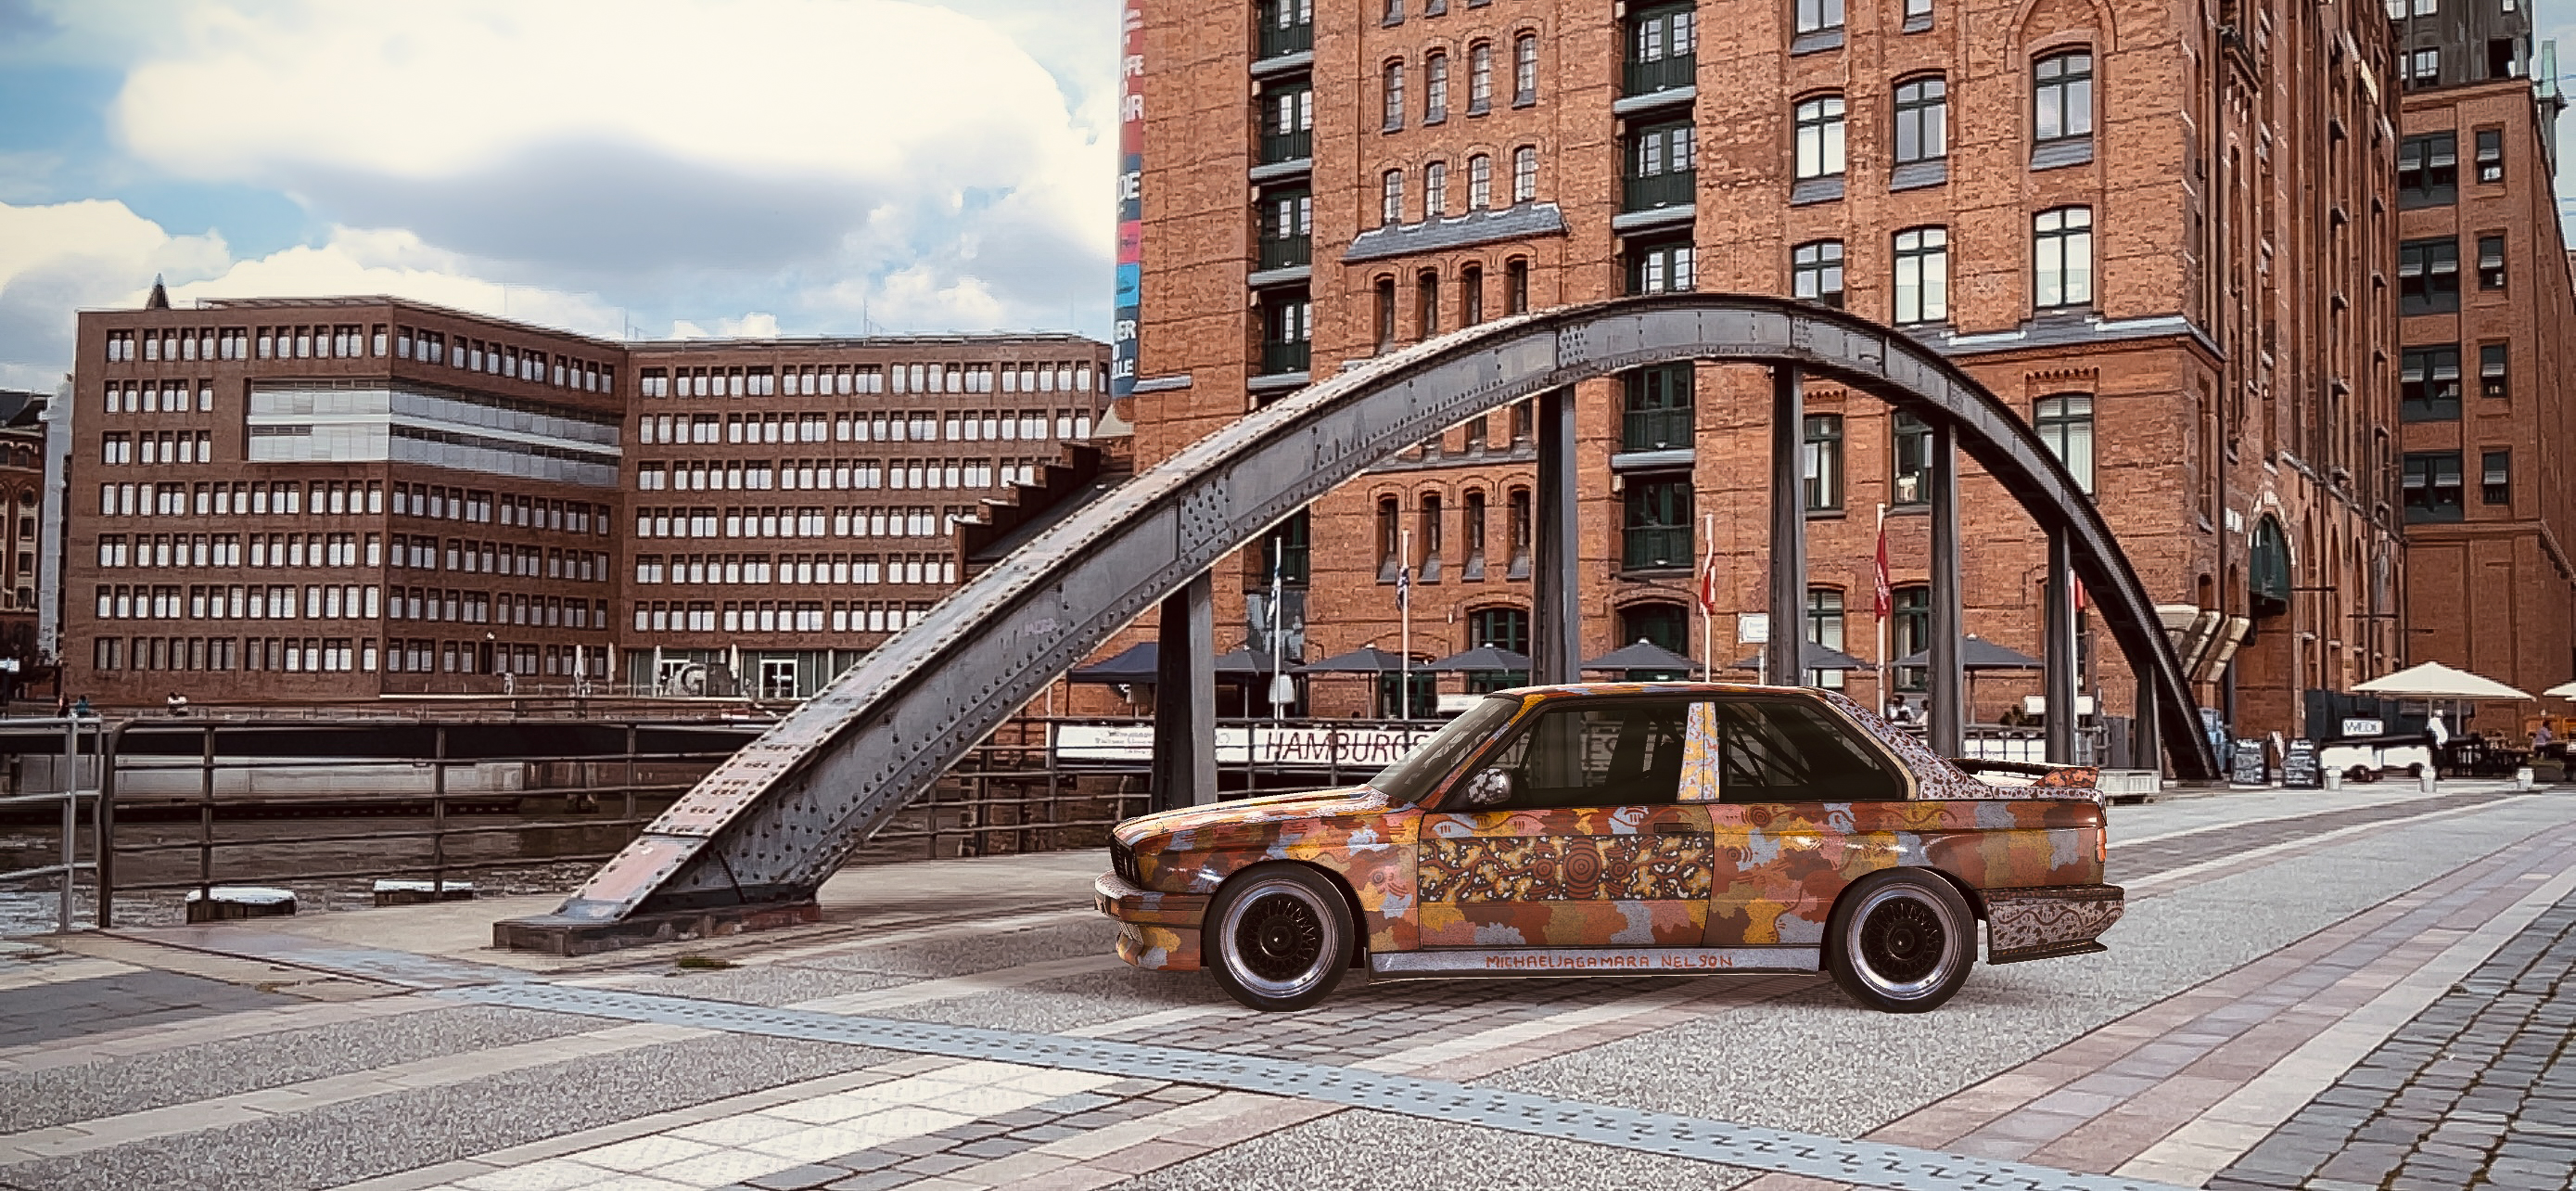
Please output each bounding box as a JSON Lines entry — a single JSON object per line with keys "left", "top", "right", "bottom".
{"left": 1949, "top": 757, "right": 2101, "bottom": 790}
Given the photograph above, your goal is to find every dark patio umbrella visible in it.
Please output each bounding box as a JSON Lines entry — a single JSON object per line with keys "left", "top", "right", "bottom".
{"left": 1887, "top": 634, "right": 2045, "bottom": 671}
{"left": 1425, "top": 645, "right": 1535, "bottom": 672}
{"left": 1068, "top": 642, "right": 1157, "bottom": 684}
{"left": 1293, "top": 645, "right": 1413, "bottom": 673}
{"left": 1728, "top": 641, "right": 1871, "bottom": 672}
{"left": 1213, "top": 647, "right": 1289, "bottom": 677}
{"left": 1579, "top": 640, "right": 1702, "bottom": 675}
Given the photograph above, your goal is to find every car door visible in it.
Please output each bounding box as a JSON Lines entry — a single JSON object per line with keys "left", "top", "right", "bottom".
{"left": 1415, "top": 696, "right": 1715, "bottom": 948}
{"left": 1698, "top": 694, "right": 1915, "bottom": 949}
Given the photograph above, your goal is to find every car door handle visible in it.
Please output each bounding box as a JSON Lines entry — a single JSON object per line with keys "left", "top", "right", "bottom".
{"left": 1652, "top": 823, "right": 1699, "bottom": 835}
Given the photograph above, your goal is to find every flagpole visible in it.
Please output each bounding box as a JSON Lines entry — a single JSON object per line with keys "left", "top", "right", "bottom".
{"left": 1876, "top": 502, "right": 1890, "bottom": 717}
{"left": 1700, "top": 512, "right": 1715, "bottom": 681}
{"left": 1269, "top": 538, "right": 1285, "bottom": 723}
{"left": 1398, "top": 527, "right": 1413, "bottom": 720}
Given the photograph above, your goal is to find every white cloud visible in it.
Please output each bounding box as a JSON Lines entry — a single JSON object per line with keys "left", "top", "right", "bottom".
{"left": 166, "top": 225, "right": 625, "bottom": 337}
{"left": 0, "top": 198, "right": 228, "bottom": 389}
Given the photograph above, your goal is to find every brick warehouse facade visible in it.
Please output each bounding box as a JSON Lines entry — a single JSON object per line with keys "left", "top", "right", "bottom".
{"left": 2388, "top": 2, "right": 2576, "bottom": 711}
{"left": 1116, "top": 0, "right": 2425, "bottom": 739}
{"left": 61, "top": 296, "right": 1105, "bottom": 707}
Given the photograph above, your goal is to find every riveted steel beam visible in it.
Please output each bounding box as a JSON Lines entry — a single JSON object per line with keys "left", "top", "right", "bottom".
{"left": 503, "top": 294, "right": 2217, "bottom": 942}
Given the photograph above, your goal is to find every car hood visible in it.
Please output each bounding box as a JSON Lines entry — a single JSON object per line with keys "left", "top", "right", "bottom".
{"left": 1111, "top": 785, "right": 1388, "bottom": 852}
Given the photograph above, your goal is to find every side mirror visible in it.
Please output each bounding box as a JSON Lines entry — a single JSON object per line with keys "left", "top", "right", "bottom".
{"left": 1462, "top": 769, "right": 1514, "bottom": 808}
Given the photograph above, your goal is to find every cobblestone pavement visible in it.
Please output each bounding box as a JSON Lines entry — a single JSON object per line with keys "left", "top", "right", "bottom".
{"left": 2206, "top": 892, "right": 2576, "bottom": 1191}
{"left": 0, "top": 782, "right": 2569, "bottom": 1191}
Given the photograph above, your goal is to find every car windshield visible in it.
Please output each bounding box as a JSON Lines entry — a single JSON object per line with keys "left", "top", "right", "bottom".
{"left": 1367, "top": 694, "right": 1524, "bottom": 803}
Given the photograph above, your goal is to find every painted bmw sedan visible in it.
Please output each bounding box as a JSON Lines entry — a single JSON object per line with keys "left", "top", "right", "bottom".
{"left": 1095, "top": 683, "right": 2123, "bottom": 1012}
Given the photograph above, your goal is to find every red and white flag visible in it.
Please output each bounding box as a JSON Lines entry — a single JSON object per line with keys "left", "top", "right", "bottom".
{"left": 1872, "top": 524, "right": 1893, "bottom": 620}
{"left": 1696, "top": 541, "right": 1718, "bottom": 615}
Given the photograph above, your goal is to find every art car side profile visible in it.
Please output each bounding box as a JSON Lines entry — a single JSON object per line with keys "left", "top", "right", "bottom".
{"left": 1095, "top": 682, "right": 2123, "bottom": 1012}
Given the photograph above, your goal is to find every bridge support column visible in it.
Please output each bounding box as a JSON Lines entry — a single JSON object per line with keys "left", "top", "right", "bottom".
{"left": 1928, "top": 420, "right": 1965, "bottom": 757}
{"left": 2046, "top": 526, "right": 2078, "bottom": 763}
{"left": 1766, "top": 366, "right": 1807, "bottom": 686}
{"left": 1152, "top": 571, "right": 1217, "bottom": 810}
{"left": 2136, "top": 674, "right": 2163, "bottom": 776}
{"left": 1533, "top": 388, "right": 1581, "bottom": 685}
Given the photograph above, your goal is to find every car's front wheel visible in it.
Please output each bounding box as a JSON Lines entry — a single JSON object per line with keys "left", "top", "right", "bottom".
{"left": 1828, "top": 869, "right": 1975, "bottom": 1013}
{"left": 1206, "top": 864, "right": 1352, "bottom": 1012}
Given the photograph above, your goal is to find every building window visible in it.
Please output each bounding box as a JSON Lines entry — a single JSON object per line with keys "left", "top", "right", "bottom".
{"left": 2407, "top": 48, "right": 2439, "bottom": 88}
{"left": 1383, "top": 60, "right": 1406, "bottom": 130}
{"left": 1505, "top": 258, "right": 1530, "bottom": 313}
{"left": 1419, "top": 493, "right": 1445, "bottom": 578}
{"left": 1461, "top": 263, "right": 1485, "bottom": 324}
{"left": 1794, "top": 95, "right": 1846, "bottom": 179}
{"left": 1626, "top": 121, "right": 1693, "bottom": 210}
{"left": 2475, "top": 128, "right": 2504, "bottom": 183}
{"left": 2397, "top": 133, "right": 2457, "bottom": 207}
{"left": 1893, "top": 226, "right": 1948, "bottom": 324}
{"left": 1805, "top": 588, "right": 1846, "bottom": 687}
{"left": 1891, "top": 584, "right": 1931, "bottom": 690}
{"left": 2477, "top": 234, "right": 2506, "bottom": 288}
{"left": 2399, "top": 238, "right": 2460, "bottom": 314}
{"left": 1468, "top": 153, "right": 1493, "bottom": 209}
{"left": 2480, "top": 342, "right": 2509, "bottom": 399}
{"left": 2400, "top": 345, "right": 2462, "bottom": 421}
{"left": 1513, "top": 32, "right": 1538, "bottom": 104}
{"left": 1417, "top": 270, "right": 1440, "bottom": 338}
{"left": 1627, "top": 237, "right": 1694, "bottom": 294}
{"left": 1623, "top": 364, "right": 1692, "bottom": 452}
{"left": 1421, "top": 161, "right": 1449, "bottom": 219}
{"left": 2033, "top": 50, "right": 2094, "bottom": 144}
{"left": 1792, "top": 240, "right": 1845, "bottom": 308}
{"left": 1507, "top": 487, "right": 1532, "bottom": 576}
{"left": 1383, "top": 0, "right": 1401, "bottom": 23}
{"left": 1891, "top": 412, "right": 1932, "bottom": 505}
{"left": 1259, "top": 187, "right": 1313, "bottom": 268}
{"left": 1465, "top": 606, "right": 1530, "bottom": 690}
{"left": 1377, "top": 496, "right": 1402, "bottom": 581}
{"left": 1803, "top": 415, "right": 1843, "bottom": 511}
{"left": 1794, "top": 0, "right": 1844, "bottom": 35}
{"left": 1381, "top": 170, "right": 1405, "bottom": 225}
{"left": 2482, "top": 451, "right": 2511, "bottom": 506}
{"left": 1462, "top": 486, "right": 1487, "bottom": 566}
{"left": 1469, "top": 42, "right": 1493, "bottom": 112}
{"left": 2402, "top": 453, "right": 2463, "bottom": 522}
{"left": 1261, "top": 81, "right": 1314, "bottom": 162}
{"left": 2034, "top": 394, "right": 2093, "bottom": 493}
{"left": 1626, "top": 2, "right": 1696, "bottom": 96}
{"left": 1623, "top": 477, "right": 1692, "bottom": 570}
{"left": 1258, "top": 0, "right": 1313, "bottom": 57}
{"left": 1424, "top": 52, "right": 1449, "bottom": 122}
{"left": 1903, "top": 0, "right": 1932, "bottom": 25}
{"left": 1261, "top": 291, "right": 1312, "bottom": 374}
{"left": 2033, "top": 207, "right": 2094, "bottom": 309}
{"left": 1893, "top": 75, "right": 1946, "bottom": 163}
{"left": 1511, "top": 146, "right": 1538, "bottom": 202}
{"left": 1374, "top": 277, "right": 1398, "bottom": 352}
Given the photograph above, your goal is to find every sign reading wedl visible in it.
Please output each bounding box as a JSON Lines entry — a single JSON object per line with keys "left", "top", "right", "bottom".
{"left": 1110, "top": 1, "right": 1144, "bottom": 404}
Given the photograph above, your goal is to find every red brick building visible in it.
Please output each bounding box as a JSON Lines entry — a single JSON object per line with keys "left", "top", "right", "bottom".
{"left": 60, "top": 295, "right": 1106, "bottom": 707}
{"left": 2387, "top": 6, "right": 2576, "bottom": 709}
{"left": 1120, "top": 0, "right": 2411, "bottom": 738}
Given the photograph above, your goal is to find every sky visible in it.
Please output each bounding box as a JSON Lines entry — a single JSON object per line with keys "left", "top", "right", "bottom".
{"left": 0, "top": 0, "right": 1122, "bottom": 391}
{"left": 0, "top": 2, "right": 2570, "bottom": 395}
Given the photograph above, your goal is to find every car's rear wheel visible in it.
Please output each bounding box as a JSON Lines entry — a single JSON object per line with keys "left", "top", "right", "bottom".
{"left": 1206, "top": 864, "right": 1352, "bottom": 1012}
{"left": 1828, "top": 869, "right": 1974, "bottom": 1013}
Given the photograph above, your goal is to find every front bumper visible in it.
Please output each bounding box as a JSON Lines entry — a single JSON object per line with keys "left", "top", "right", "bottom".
{"left": 1094, "top": 872, "right": 1210, "bottom": 972}
{"left": 1982, "top": 883, "right": 2124, "bottom": 964}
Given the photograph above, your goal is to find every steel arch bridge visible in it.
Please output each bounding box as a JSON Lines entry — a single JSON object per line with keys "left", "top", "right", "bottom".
{"left": 501, "top": 294, "right": 2216, "bottom": 950}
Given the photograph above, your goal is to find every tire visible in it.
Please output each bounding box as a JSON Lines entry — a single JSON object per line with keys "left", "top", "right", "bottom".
{"left": 1828, "top": 869, "right": 1976, "bottom": 1014}
{"left": 1205, "top": 864, "right": 1353, "bottom": 1012}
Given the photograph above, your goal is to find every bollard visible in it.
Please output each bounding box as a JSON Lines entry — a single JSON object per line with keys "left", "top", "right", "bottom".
{"left": 2418, "top": 768, "right": 2438, "bottom": 793}
{"left": 2515, "top": 766, "right": 2534, "bottom": 791}
{"left": 2323, "top": 769, "right": 2343, "bottom": 791}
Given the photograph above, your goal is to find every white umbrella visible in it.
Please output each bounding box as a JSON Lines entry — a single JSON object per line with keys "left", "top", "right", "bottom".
{"left": 2544, "top": 680, "right": 2576, "bottom": 698}
{"left": 2351, "top": 661, "right": 2532, "bottom": 700}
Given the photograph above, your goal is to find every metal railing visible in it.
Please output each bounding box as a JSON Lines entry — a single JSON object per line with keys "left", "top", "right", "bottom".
{"left": 1624, "top": 168, "right": 1696, "bottom": 211}
{"left": 0, "top": 717, "right": 105, "bottom": 932}
{"left": 1623, "top": 524, "right": 1694, "bottom": 570}
{"left": 1259, "top": 127, "right": 1313, "bottom": 165}
{"left": 1261, "top": 339, "right": 1312, "bottom": 376}
{"left": 1624, "top": 53, "right": 1696, "bottom": 96}
{"left": 1258, "top": 18, "right": 1312, "bottom": 58}
{"left": 1257, "top": 233, "right": 1312, "bottom": 270}
{"left": 1623, "top": 405, "right": 1694, "bottom": 451}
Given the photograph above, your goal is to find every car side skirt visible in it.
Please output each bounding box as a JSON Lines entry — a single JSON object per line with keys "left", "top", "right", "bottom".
{"left": 1983, "top": 883, "right": 2124, "bottom": 965}
{"left": 1369, "top": 946, "right": 1823, "bottom": 980}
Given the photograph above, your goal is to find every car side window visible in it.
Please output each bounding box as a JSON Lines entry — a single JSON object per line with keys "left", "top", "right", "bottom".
{"left": 1709, "top": 697, "right": 1906, "bottom": 803}
{"left": 1459, "top": 699, "right": 1690, "bottom": 809}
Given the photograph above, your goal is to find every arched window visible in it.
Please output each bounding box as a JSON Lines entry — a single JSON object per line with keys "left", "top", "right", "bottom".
{"left": 1418, "top": 491, "right": 1445, "bottom": 580}
{"left": 1469, "top": 42, "right": 1494, "bottom": 111}
{"left": 2033, "top": 50, "right": 2094, "bottom": 143}
{"left": 1504, "top": 256, "right": 1529, "bottom": 313}
{"left": 1513, "top": 33, "right": 1539, "bottom": 103}
{"left": 1468, "top": 153, "right": 1494, "bottom": 209}
{"left": 1893, "top": 75, "right": 1947, "bottom": 163}
{"left": 1424, "top": 51, "right": 1450, "bottom": 122}
{"left": 1382, "top": 59, "right": 1407, "bottom": 130}
{"left": 2250, "top": 516, "right": 2289, "bottom": 617}
{"left": 2034, "top": 393, "right": 2094, "bottom": 492}
{"left": 1416, "top": 269, "right": 1441, "bottom": 338}
{"left": 1792, "top": 239, "right": 1844, "bottom": 307}
{"left": 1511, "top": 146, "right": 1539, "bottom": 202}
{"left": 1460, "top": 263, "right": 1486, "bottom": 324}
{"left": 1506, "top": 486, "right": 1533, "bottom": 577}
{"left": 1462, "top": 489, "right": 1488, "bottom": 570}
{"left": 1381, "top": 169, "right": 1406, "bottom": 226}
{"left": 1424, "top": 160, "right": 1449, "bottom": 217}
{"left": 1377, "top": 496, "right": 1402, "bottom": 582}
{"left": 1793, "top": 94, "right": 1846, "bottom": 179}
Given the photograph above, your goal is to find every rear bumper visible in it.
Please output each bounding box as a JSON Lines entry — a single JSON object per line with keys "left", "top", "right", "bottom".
{"left": 1094, "top": 872, "right": 1208, "bottom": 972}
{"left": 1982, "top": 883, "right": 2124, "bottom": 965}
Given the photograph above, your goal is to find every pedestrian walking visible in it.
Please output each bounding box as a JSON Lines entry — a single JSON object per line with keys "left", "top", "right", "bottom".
{"left": 165, "top": 690, "right": 189, "bottom": 717}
